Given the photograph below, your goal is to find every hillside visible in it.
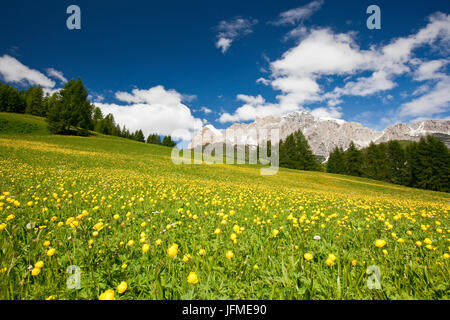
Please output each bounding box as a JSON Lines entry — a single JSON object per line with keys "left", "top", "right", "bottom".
{"left": 0, "top": 112, "right": 449, "bottom": 300}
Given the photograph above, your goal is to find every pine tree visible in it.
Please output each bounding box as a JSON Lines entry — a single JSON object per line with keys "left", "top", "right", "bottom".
{"left": 279, "top": 130, "right": 317, "bottom": 171}
{"left": 345, "top": 141, "right": 363, "bottom": 177}
{"left": 386, "top": 140, "right": 406, "bottom": 185}
{"left": 147, "top": 134, "right": 161, "bottom": 145}
{"left": 47, "top": 78, "right": 92, "bottom": 134}
{"left": 25, "top": 86, "right": 44, "bottom": 116}
{"left": 162, "top": 135, "right": 176, "bottom": 147}
{"left": 327, "top": 146, "right": 346, "bottom": 174}
{"left": 135, "top": 130, "right": 145, "bottom": 143}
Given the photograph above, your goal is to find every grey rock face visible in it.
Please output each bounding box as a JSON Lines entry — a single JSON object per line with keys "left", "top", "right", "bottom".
{"left": 188, "top": 111, "right": 450, "bottom": 158}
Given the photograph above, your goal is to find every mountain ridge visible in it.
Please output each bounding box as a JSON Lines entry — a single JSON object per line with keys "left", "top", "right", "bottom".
{"left": 189, "top": 111, "right": 450, "bottom": 157}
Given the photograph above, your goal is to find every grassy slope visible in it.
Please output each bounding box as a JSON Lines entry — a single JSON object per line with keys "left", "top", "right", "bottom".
{"left": 0, "top": 112, "right": 447, "bottom": 216}
{"left": 1, "top": 112, "right": 449, "bottom": 300}
{"left": 0, "top": 112, "right": 448, "bottom": 204}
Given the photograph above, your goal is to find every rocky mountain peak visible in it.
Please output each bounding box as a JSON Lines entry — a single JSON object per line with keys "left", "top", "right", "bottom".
{"left": 188, "top": 111, "right": 450, "bottom": 157}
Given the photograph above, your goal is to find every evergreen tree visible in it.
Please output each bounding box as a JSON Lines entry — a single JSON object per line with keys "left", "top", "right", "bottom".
{"left": 162, "top": 135, "right": 176, "bottom": 147}
{"left": 345, "top": 141, "right": 363, "bottom": 177}
{"left": 135, "top": 130, "right": 145, "bottom": 143}
{"left": 147, "top": 134, "right": 161, "bottom": 145}
{"left": 279, "top": 129, "right": 317, "bottom": 171}
{"left": 92, "top": 107, "right": 104, "bottom": 132}
{"left": 386, "top": 140, "right": 406, "bottom": 184}
{"left": 47, "top": 78, "right": 92, "bottom": 134}
{"left": 327, "top": 146, "right": 346, "bottom": 174}
{"left": 25, "top": 86, "right": 44, "bottom": 116}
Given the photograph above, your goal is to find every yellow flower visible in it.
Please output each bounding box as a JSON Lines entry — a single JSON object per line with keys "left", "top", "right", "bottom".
{"left": 272, "top": 229, "right": 279, "bottom": 237}
{"left": 93, "top": 222, "right": 103, "bottom": 231}
{"left": 424, "top": 238, "right": 432, "bottom": 245}
{"left": 225, "top": 250, "right": 234, "bottom": 259}
{"left": 113, "top": 214, "right": 120, "bottom": 220}
{"left": 99, "top": 289, "right": 115, "bottom": 300}
{"left": 214, "top": 228, "right": 221, "bottom": 235}
{"left": 328, "top": 253, "right": 337, "bottom": 261}
{"left": 182, "top": 254, "right": 191, "bottom": 263}
{"left": 121, "top": 264, "right": 128, "bottom": 269}
{"left": 382, "top": 249, "right": 388, "bottom": 255}
{"left": 416, "top": 241, "right": 422, "bottom": 247}
{"left": 127, "top": 240, "right": 134, "bottom": 247}
{"left": 253, "top": 264, "right": 259, "bottom": 270}
{"left": 375, "top": 239, "right": 387, "bottom": 248}
{"left": 46, "top": 295, "right": 56, "bottom": 300}
{"left": 142, "top": 244, "right": 150, "bottom": 253}
{"left": 167, "top": 243, "right": 178, "bottom": 258}
{"left": 304, "top": 253, "right": 313, "bottom": 261}
{"left": 187, "top": 272, "right": 198, "bottom": 284}
{"left": 351, "top": 259, "right": 357, "bottom": 266}
{"left": 0, "top": 223, "right": 6, "bottom": 231}
{"left": 230, "top": 233, "right": 237, "bottom": 241}
{"left": 155, "top": 239, "right": 162, "bottom": 246}
{"left": 31, "top": 268, "right": 41, "bottom": 276}
{"left": 46, "top": 248, "right": 56, "bottom": 257}
{"left": 35, "top": 261, "right": 44, "bottom": 269}
{"left": 43, "top": 241, "right": 50, "bottom": 247}
{"left": 92, "top": 231, "right": 99, "bottom": 237}
{"left": 443, "top": 253, "right": 450, "bottom": 260}
{"left": 325, "top": 258, "right": 334, "bottom": 266}
{"left": 117, "top": 281, "right": 127, "bottom": 294}
{"left": 397, "top": 238, "right": 405, "bottom": 244}
{"left": 198, "top": 249, "right": 206, "bottom": 256}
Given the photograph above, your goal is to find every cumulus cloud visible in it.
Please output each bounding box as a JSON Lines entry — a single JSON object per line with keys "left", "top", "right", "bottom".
{"left": 310, "top": 106, "right": 343, "bottom": 120}
{"left": 46, "top": 68, "right": 68, "bottom": 83}
{"left": 220, "top": 12, "right": 450, "bottom": 123}
{"left": 399, "top": 59, "right": 450, "bottom": 117}
{"left": 0, "top": 55, "right": 55, "bottom": 88}
{"left": 96, "top": 86, "right": 203, "bottom": 141}
{"left": 215, "top": 17, "right": 258, "bottom": 54}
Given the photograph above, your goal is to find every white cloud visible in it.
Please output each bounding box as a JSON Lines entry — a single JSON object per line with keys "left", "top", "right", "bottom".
{"left": 272, "top": 0, "right": 324, "bottom": 26}
{"left": 399, "top": 77, "right": 450, "bottom": 117}
{"left": 256, "top": 77, "right": 270, "bottom": 85}
{"left": 310, "top": 106, "right": 342, "bottom": 120}
{"left": 0, "top": 55, "right": 55, "bottom": 88}
{"left": 46, "top": 68, "right": 68, "bottom": 83}
{"left": 215, "top": 17, "right": 258, "bottom": 54}
{"left": 199, "top": 106, "right": 212, "bottom": 114}
{"left": 413, "top": 59, "right": 448, "bottom": 81}
{"left": 221, "top": 12, "right": 450, "bottom": 123}
{"left": 216, "top": 38, "right": 232, "bottom": 54}
{"left": 96, "top": 86, "right": 202, "bottom": 141}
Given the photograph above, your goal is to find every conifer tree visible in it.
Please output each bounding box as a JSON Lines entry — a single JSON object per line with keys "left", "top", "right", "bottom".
{"left": 345, "top": 141, "right": 363, "bottom": 177}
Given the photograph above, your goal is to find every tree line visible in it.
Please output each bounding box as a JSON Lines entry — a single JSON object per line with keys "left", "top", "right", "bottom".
{"left": 264, "top": 129, "right": 449, "bottom": 192}
{"left": 0, "top": 80, "right": 176, "bottom": 146}
{"left": 327, "top": 138, "right": 449, "bottom": 192}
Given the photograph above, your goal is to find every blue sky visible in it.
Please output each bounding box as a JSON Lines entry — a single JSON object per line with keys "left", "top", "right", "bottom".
{"left": 0, "top": 0, "right": 449, "bottom": 140}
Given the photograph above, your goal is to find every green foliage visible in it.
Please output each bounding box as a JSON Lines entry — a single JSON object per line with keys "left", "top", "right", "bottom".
{"left": 327, "top": 137, "right": 449, "bottom": 192}
{"left": 279, "top": 129, "right": 318, "bottom": 171}
{"left": 25, "top": 86, "right": 45, "bottom": 116}
{"left": 0, "top": 82, "right": 26, "bottom": 113}
{"left": 147, "top": 133, "right": 162, "bottom": 145}
{"left": 46, "top": 78, "right": 93, "bottom": 134}
{"left": 345, "top": 141, "right": 363, "bottom": 177}
{"left": 326, "top": 147, "right": 346, "bottom": 174}
{"left": 162, "top": 135, "right": 177, "bottom": 147}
